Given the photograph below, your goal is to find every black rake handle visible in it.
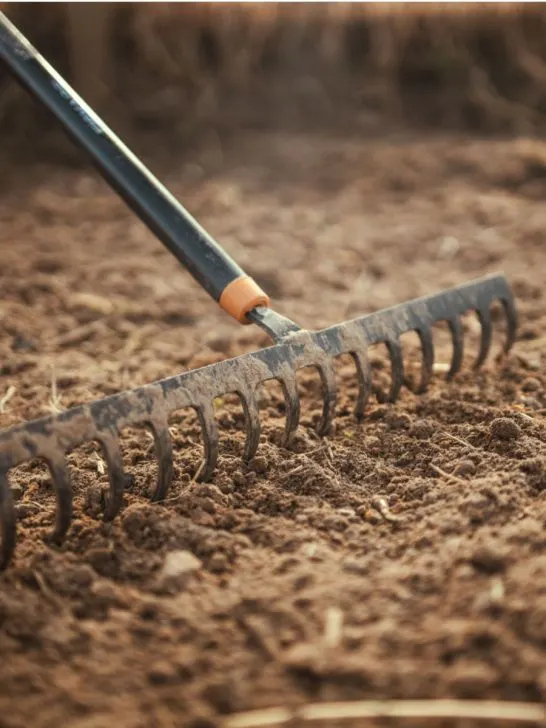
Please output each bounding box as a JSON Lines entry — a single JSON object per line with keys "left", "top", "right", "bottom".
{"left": 0, "top": 11, "right": 270, "bottom": 324}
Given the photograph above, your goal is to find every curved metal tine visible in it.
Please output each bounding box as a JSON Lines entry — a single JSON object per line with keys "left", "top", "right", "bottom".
{"left": 377, "top": 339, "right": 404, "bottom": 403}
{"left": 196, "top": 402, "right": 219, "bottom": 482}
{"left": 100, "top": 435, "right": 127, "bottom": 520}
{"left": 148, "top": 418, "right": 174, "bottom": 502}
{"left": 46, "top": 460, "right": 73, "bottom": 545}
{"left": 316, "top": 361, "right": 337, "bottom": 436}
{"left": 0, "top": 472, "right": 16, "bottom": 571}
{"left": 447, "top": 317, "right": 464, "bottom": 380}
{"left": 501, "top": 295, "right": 518, "bottom": 354}
{"left": 279, "top": 375, "right": 300, "bottom": 446}
{"left": 239, "top": 390, "right": 261, "bottom": 463}
{"left": 475, "top": 306, "right": 493, "bottom": 369}
{"left": 350, "top": 350, "right": 372, "bottom": 420}
{"left": 415, "top": 327, "right": 434, "bottom": 394}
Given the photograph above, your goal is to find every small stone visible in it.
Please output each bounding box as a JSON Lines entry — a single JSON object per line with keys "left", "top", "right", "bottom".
{"left": 470, "top": 544, "right": 507, "bottom": 574}
{"left": 453, "top": 460, "right": 476, "bottom": 478}
{"left": 249, "top": 455, "right": 268, "bottom": 474}
{"left": 490, "top": 417, "right": 521, "bottom": 441}
{"left": 522, "top": 377, "right": 541, "bottom": 392}
{"left": 159, "top": 550, "right": 202, "bottom": 583}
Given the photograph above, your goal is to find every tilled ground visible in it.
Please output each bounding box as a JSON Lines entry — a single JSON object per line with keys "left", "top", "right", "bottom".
{"left": 1, "top": 124, "right": 546, "bottom": 728}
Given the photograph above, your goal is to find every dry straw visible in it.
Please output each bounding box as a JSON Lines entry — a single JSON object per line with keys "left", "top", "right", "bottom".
{"left": 223, "top": 699, "right": 546, "bottom": 727}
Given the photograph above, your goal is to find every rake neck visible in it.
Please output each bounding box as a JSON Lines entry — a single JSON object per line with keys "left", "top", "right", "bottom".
{"left": 247, "top": 307, "right": 302, "bottom": 343}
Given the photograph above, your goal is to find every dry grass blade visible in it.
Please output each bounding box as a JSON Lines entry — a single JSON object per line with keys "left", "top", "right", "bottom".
{"left": 92, "top": 451, "right": 106, "bottom": 475}
{"left": 46, "top": 366, "right": 64, "bottom": 414}
{"left": 0, "top": 385, "right": 16, "bottom": 413}
{"left": 440, "top": 431, "right": 478, "bottom": 451}
{"left": 430, "top": 463, "right": 466, "bottom": 485}
{"left": 223, "top": 699, "right": 546, "bottom": 728}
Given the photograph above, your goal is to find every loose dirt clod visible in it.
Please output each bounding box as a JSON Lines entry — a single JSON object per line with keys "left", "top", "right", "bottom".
{"left": 490, "top": 417, "right": 522, "bottom": 441}
{"left": 470, "top": 544, "right": 508, "bottom": 575}
{"left": 522, "top": 377, "right": 541, "bottom": 392}
{"left": 453, "top": 459, "right": 477, "bottom": 477}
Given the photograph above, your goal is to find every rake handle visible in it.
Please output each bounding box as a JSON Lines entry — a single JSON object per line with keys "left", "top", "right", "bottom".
{"left": 0, "top": 12, "right": 269, "bottom": 324}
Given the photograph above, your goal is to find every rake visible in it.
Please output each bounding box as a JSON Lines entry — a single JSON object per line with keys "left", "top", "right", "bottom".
{"left": 0, "top": 13, "right": 518, "bottom": 570}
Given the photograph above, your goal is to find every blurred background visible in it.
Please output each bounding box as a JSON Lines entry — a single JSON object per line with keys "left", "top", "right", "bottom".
{"left": 2, "top": 1, "right": 546, "bottom": 164}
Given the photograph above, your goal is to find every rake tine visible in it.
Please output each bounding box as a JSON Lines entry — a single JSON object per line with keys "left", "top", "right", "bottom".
{"left": 279, "top": 375, "right": 301, "bottom": 446}
{"left": 0, "top": 472, "right": 16, "bottom": 570}
{"left": 502, "top": 295, "right": 518, "bottom": 354}
{"left": 100, "top": 436, "right": 127, "bottom": 521}
{"left": 447, "top": 317, "right": 464, "bottom": 379}
{"left": 475, "top": 306, "right": 493, "bottom": 369}
{"left": 47, "top": 460, "right": 73, "bottom": 545}
{"left": 351, "top": 350, "right": 372, "bottom": 420}
{"left": 196, "top": 403, "right": 219, "bottom": 482}
{"left": 240, "top": 390, "right": 262, "bottom": 463}
{"left": 416, "top": 327, "right": 434, "bottom": 394}
{"left": 379, "top": 339, "right": 404, "bottom": 403}
{"left": 316, "top": 362, "right": 337, "bottom": 436}
{"left": 149, "top": 419, "right": 174, "bottom": 502}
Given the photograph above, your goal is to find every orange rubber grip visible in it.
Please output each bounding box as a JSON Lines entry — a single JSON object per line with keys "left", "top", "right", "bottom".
{"left": 219, "top": 276, "right": 270, "bottom": 324}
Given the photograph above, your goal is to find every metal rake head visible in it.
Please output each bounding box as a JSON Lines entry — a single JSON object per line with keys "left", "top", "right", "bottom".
{"left": 0, "top": 273, "right": 517, "bottom": 570}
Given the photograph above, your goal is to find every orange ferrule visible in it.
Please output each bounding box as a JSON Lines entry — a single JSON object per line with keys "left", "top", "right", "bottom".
{"left": 219, "top": 276, "right": 270, "bottom": 324}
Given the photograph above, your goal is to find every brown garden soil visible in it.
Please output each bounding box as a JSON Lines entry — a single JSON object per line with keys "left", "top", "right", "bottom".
{"left": 1, "top": 119, "right": 546, "bottom": 728}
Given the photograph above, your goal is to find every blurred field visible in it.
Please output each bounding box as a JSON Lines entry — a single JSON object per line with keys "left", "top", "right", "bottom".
{"left": 2, "top": 1, "right": 546, "bottom": 151}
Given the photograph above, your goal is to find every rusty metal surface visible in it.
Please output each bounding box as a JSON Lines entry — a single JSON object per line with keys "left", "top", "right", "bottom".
{"left": 0, "top": 273, "right": 517, "bottom": 570}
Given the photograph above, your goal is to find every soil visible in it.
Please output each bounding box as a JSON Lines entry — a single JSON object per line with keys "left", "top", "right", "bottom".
{"left": 1, "top": 119, "right": 546, "bottom": 728}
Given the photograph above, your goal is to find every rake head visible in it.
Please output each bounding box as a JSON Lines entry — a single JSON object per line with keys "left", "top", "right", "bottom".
{"left": 0, "top": 273, "right": 517, "bottom": 570}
